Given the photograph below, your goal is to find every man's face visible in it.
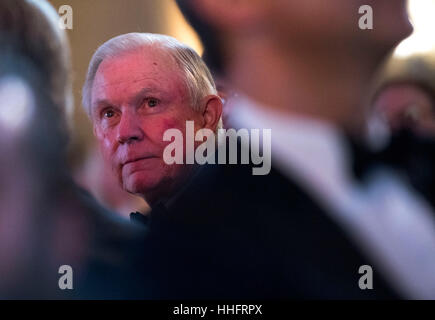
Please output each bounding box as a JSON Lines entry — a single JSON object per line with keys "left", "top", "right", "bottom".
{"left": 373, "top": 83, "right": 435, "bottom": 136}
{"left": 91, "top": 47, "right": 204, "bottom": 204}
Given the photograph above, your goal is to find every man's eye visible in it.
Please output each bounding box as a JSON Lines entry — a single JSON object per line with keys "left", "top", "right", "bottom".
{"left": 103, "top": 110, "right": 115, "bottom": 118}
{"left": 147, "top": 98, "right": 159, "bottom": 108}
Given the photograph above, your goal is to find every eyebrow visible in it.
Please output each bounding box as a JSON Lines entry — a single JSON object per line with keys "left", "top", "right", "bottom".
{"left": 128, "top": 87, "right": 160, "bottom": 106}
{"left": 92, "top": 99, "right": 113, "bottom": 112}
{"left": 92, "top": 87, "right": 160, "bottom": 113}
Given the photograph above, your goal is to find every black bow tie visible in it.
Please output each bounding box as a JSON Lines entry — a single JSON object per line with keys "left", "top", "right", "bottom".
{"left": 130, "top": 211, "right": 150, "bottom": 226}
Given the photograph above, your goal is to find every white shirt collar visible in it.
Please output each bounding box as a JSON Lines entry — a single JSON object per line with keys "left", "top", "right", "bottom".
{"left": 226, "top": 94, "right": 355, "bottom": 200}
{"left": 225, "top": 94, "right": 435, "bottom": 299}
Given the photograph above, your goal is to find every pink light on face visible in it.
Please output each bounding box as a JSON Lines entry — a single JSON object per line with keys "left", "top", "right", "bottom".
{"left": 91, "top": 47, "right": 203, "bottom": 204}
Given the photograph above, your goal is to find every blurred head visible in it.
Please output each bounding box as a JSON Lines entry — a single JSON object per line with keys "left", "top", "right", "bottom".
{"left": 0, "top": 37, "right": 69, "bottom": 298}
{"left": 372, "top": 81, "right": 435, "bottom": 136}
{"left": 177, "top": 0, "right": 412, "bottom": 70}
{"left": 0, "top": 0, "right": 73, "bottom": 131}
{"left": 0, "top": 0, "right": 73, "bottom": 211}
{"left": 83, "top": 33, "right": 222, "bottom": 205}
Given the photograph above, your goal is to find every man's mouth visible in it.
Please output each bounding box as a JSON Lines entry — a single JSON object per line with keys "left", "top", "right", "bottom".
{"left": 122, "top": 155, "right": 157, "bottom": 166}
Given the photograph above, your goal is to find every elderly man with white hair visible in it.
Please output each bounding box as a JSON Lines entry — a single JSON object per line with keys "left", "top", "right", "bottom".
{"left": 83, "top": 33, "right": 223, "bottom": 210}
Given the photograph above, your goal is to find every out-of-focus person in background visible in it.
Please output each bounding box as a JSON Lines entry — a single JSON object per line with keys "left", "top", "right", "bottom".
{"left": 0, "top": 0, "right": 146, "bottom": 298}
{"left": 82, "top": 33, "right": 222, "bottom": 215}
{"left": 373, "top": 80, "right": 435, "bottom": 135}
{"left": 367, "top": 55, "right": 435, "bottom": 209}
{"left": 372, "top": 57, "right": 435, "bottom": 137}
{"left": 142, "top": 0, "right": 435, "bottom": 299}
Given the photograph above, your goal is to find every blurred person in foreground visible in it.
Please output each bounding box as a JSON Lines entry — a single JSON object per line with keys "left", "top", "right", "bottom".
{"left": 82, "top": 33, "right": 223, "bottom": 216}
{"left": 0, "top": 0, "right": 146, "bottom": 298}
{"left": 141, "top": 0, "right": 435, "bottom": 299}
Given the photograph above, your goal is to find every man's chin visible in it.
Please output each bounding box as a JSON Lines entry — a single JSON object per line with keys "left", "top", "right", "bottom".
{"left": 123, "top": 174, "right": 167, "bottom": 202}
{"left": 125, "top": 181, "right": 159, "bottom": 196}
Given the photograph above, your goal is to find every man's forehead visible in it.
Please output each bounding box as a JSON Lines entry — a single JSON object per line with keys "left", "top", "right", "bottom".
{"left": 95, "top": 48, "right": 178, "bottom": 85}
{"left": 91, "top": 47, "right": 186, "bottom": 102}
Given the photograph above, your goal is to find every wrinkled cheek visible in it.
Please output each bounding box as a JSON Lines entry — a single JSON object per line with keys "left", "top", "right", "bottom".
{"left": 161, "top": 118, "right": 182, "bottom": 134}
{"left": 97, "top": 138, "right": 112, "bottom": 162}
{"left": 120, "top": 168, "right": 129, "bottom": 189}
{"left": 97, "top": 135, "right": 119, "bottom": 178}
{"left": 102, "top": 135, "right": 112, "bottom": 150}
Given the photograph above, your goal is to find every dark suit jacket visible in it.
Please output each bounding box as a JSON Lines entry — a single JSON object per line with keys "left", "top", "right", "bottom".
{"left": 143, "top": 156, "right": 401, "bottom": 299}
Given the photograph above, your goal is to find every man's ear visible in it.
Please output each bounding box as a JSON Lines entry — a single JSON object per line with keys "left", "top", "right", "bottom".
{"left": 192, "top": 0, "right": 266, "bottom": 31}
{"left": 201, "top": 95, "right": 223, "bottom": 131}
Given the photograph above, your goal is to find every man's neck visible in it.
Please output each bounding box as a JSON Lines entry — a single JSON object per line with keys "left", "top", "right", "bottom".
{"left": 226, "top": 37, "right": 385, "bottom": 136}
{"left": 147, "top": 164, "right": 201, "bottom": 210}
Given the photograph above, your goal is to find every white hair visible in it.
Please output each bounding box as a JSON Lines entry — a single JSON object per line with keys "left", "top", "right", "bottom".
{"left": 82, "top": 33, "right": 218, "bottom": 119}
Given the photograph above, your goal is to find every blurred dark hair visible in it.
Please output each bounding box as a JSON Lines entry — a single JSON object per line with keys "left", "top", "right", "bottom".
{"left": 175, "top": 0, "right": 224, "bottom": 75}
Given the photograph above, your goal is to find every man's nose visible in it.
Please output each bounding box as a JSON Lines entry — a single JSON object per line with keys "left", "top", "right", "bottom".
{"left": 116, "top": 110, "right": 144, "bottom": 144}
